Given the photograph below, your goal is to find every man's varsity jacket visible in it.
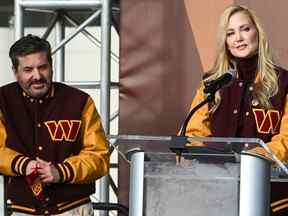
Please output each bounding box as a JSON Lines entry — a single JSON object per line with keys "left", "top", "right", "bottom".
{"left": 0, "top": 82, "right": 109, "bottom": 215}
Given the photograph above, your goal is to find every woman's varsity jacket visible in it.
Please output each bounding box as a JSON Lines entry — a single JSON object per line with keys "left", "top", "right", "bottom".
{"left": 185, "top": 66, "right": 288, "bottom": 162}
{"left": 185, "top": 66, "right": 288, "bottom": 214}
{"left": 0, "top": 82, "right": 109, "bottom": 215}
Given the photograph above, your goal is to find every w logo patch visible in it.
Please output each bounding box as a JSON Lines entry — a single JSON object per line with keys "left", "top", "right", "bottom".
{"left": 252, "top": 109, "right": 280, "bottom": 134}
{"left": 44, "top": 120, "right": 82, "bottom": 142}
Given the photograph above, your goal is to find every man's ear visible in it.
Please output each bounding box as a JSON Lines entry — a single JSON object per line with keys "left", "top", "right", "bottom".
{"left": 12, "top": 66, "right": 18, "bottom": 78}
{"left": 12, "top": 66, "right": 16, "bottom": 73}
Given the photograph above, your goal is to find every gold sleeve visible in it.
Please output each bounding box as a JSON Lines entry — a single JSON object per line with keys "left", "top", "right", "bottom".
{"left": 0, "top": 111, "right": 27, "bottom": 176}
{"left": 266, "top": 95, "right": 288, "bottom": 162}
{"left": 60, "top": 96, "right": 110, "bottom": 184}
{"left": 184, "top": 83, "right": 212, "bottom": 137}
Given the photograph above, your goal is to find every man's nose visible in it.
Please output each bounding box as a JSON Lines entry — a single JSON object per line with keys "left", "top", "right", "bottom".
{"left": 32, "top": 68, "right": 41, "bottom": 80}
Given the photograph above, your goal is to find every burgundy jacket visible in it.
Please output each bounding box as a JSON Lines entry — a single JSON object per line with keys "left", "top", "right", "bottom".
{"left": 185, "top": 58, "right": 288, "bottom": 214}
{"left": 0, "top": 82, "right": 109, "bottom": 215}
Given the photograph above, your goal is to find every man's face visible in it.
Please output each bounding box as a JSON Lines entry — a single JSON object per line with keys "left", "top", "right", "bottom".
{"left": 14, "top": 51, "right": 52, "bottom": 98}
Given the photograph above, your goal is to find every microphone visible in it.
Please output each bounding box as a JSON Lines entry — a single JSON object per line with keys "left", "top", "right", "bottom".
{"left": 203, "top": 69, "right": 236, "bottom": 94}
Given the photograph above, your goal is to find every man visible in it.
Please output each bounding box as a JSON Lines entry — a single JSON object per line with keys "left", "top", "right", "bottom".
{"left": 0, "top": 34, "right": 110, "bottom": 215}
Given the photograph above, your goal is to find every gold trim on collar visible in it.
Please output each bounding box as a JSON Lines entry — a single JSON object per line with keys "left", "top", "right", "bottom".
{"left": 47, "top": 84, "right": 55, "bottom": 98}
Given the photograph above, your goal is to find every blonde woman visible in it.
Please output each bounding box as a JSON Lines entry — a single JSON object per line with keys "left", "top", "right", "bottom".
{"left": 184, "top": 5, "right": 288, "bottom": 215}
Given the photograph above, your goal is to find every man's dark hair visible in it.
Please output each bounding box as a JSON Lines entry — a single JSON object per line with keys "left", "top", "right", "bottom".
{"left": 9, "top": 34, "right": 52, "bottom": 70}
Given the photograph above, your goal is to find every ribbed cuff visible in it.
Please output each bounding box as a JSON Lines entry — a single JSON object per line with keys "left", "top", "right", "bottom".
{"left": 11, "top": 155, "right": 32, "bottom": 175}
{"left": 55, "top": 162, "right": 74, "bottom": 183}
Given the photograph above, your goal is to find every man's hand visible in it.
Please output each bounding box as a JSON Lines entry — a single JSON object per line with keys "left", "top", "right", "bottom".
{"left": 36, "top": 157, "right": 60, "bottom": 183}
{"left": 26, "top": 160, "right": 37, "bottom": 175}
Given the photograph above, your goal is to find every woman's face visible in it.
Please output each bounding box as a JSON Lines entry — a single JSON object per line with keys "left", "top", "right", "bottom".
{"left": 226, "top": 11, "right": 258, "bottom": 59}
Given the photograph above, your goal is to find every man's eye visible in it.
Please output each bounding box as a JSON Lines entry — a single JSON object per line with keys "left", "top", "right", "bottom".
{"left": 24, "top": 68, "right": 32, "bottom": 73}
{"left": 39, "top": 65, "right": 48, "bottom": 70}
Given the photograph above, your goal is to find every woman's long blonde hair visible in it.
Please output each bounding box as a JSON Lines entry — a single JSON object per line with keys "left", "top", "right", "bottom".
{"left": 206, "top": 5, "right": 278, "bottom": 113}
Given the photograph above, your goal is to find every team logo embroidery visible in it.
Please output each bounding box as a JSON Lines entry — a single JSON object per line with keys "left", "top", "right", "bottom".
{"left": 31, "top": 181, "right": 42, "bottom": 196}
{"left": 252, "top": 108, "right": 280, "bottom": 134}
{"left": 44, "top": 120, "right": 81, "bottom": 142}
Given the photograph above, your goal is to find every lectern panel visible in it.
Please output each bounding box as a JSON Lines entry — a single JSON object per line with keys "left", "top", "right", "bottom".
{"left": 143, "top": 153, "right": 239, "bottom": 216}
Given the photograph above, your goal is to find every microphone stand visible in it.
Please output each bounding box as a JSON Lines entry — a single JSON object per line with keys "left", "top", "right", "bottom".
{"left": 179, "top": 92, "right": 215, "bottom": 136}
{"left": 172, "top": 92, "right": 215, "bottom": 163}
{"left": 173, "top": 70, "right": 237, "bottom": 162}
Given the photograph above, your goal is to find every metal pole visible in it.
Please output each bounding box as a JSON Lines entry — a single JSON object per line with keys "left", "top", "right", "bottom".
{"left": 51, "top": 10, "right": 101, "bottom": 54}
{"left": 63, "top": 13, "right": 119, "bottom": 63}
{"left": 19, "top": 0, "right": 101, "bottom": 9}
{"left": 64, "top": 81, "right": 118, "bottom": 89}
{"left": 99, "top": 0, "right": 111, "bottom": 215}
{"left": 54, "top": 13, "right": 65, "bottom": 82}
{"left": 14, "top": 0, "right": 24, "bottom": 40}
{"left": 0, "top": 176, "right": 6, "bottom": 216}
{"left": 129, "top": 151, "right": 144, "bottom": 216}
{"left": 42, "top": 12, "right": 59, "bottom": 39}
{"left": 239, "top": 153, "right": 271, "bottom": 216}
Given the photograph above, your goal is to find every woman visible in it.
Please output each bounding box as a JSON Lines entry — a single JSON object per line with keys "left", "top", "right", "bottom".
{"left": 183, "top": 5, "right": 288, "bottom": 216}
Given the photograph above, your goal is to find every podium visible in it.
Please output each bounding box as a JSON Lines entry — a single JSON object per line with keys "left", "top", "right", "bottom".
{"left": 110, "top": 135, "right": 288, "bottom": 216}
